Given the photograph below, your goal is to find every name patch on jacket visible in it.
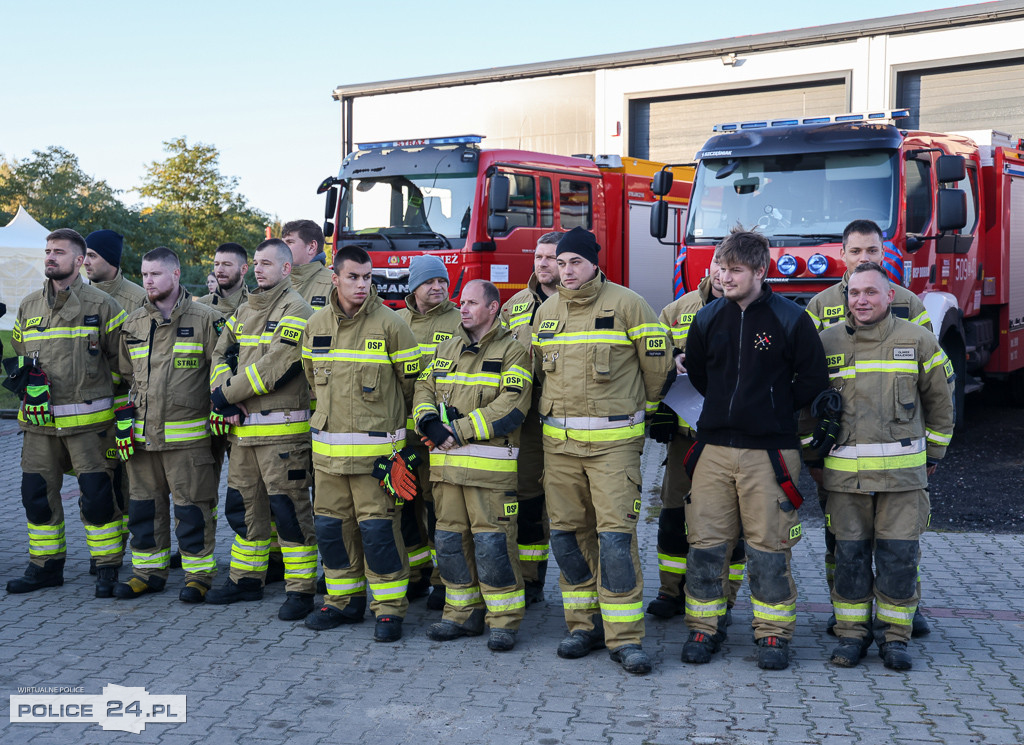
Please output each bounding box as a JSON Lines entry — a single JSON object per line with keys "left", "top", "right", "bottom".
{"left": 893, "top": 347, "right": 916, "bottom": 360}
{"left": 365, "top": 339, "right": 386, "bottom": 353}
{"left": 511, "top": 301, "right": 530, "bottom": 314}
{"left": 482, "top": 360, "right": 502, "bottom": 373}
{"left": 175, "top": 358, "right": 200, "bottom": 369}
{"left": 177, "top": 327, "right": 194, "bottom": 337}
{"left": 432, "top": 332, "right": 452, "bottom": 343}
{"left": 310, "top": 296, "right": 327, "bottom": 307}
{"left": 825, "top": 353, "right": 845, "bottom": 368}
{"left": 84, "top": 315, "right": 100, "bottom": 326}
{"left": 538, "top": 320, "right": 559, "bottom": 335}
{"left": 646, "top": 337, "right": 666, "bottom": 356}
{"left": 823, "top": 305, "right": 844, "bottom": 319}
{"left": 595, "top": 316, "right": 615, "bottom": 330}
{"left": 312, "top": 335, "right": 332, "bottom": 348}
{"left": 265, "top": 321, "right": 278, "bottom": 332}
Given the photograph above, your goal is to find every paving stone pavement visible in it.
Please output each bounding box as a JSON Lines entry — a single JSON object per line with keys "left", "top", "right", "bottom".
{"left": 0, "top": 418, "right": 1022, "bottom": 744}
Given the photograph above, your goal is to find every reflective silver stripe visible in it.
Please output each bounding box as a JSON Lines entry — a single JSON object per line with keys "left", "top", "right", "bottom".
{"left": 541, "top": 409, "right": 645, "bottom": 431}
{"left": 830, "top": 437, "right": 925, "bottom": 460}
{"left": 245, "top": 410, "right": 311, "bottom": 426}
{"left": 311, "top": 428, "right": 406, "bottom": 445}
{"left": 52, "top": 398, "right": 114, "bottom": 417}
{"left": 431, "top": 443, "right": 519, "bottom": 460}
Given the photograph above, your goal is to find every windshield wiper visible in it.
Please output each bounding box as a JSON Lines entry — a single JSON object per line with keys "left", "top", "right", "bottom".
{"left": 402, "top": 231, "right": 454, "bottom": 250}
{"left": 769, "top": 234, "right": 838, "bottom": 244}
{"left": 339, "top": 231, "right": 396, "bottom": 250}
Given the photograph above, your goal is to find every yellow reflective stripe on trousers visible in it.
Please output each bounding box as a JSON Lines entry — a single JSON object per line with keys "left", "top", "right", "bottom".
{"left": 561, "top": 591, "right": 599, "bottom": 610}
{"left": 181, "top": 554, "right": 216, "bottom": 572}
{"left": 408, "top": 546, "right": 432, "bottom": 567}
{"left": 876, "top": 602, "right": 916, "bottom": 626}
{"left": 685, "top": 596, "right": 726, "bottom": 618}
{"left": 370, "top": 578, "right": 408, "bottom": 601}
{"left": 658, "top": 553, "right": 686, "bottom": 574}
{"left": 85, "top": 521, "right": 123, "bottom": 557}
{"left": 132, "top": 548, "right": 171, "bottom": 570}
{"left": 446, "top": 586, "right": 483, "bottom": 606}
{"left": 230, "top": 537, "right": 270, "bottom": 572}
{"left": 325, "top": 576, "right": 366, "bottom": 596}
{"left": 729, "top": 562, "right": 745, "bottom": 582}
{"left": 518, "top": 543, "right": 549, "bottom": 561}
{"left": 600, "top": 600, "right": 644, "bottom": 623}
{"left": 281, "top": 545, "right": 318, "bottom": 579}
{"left": 27, "top": 522, "right": 66, "bottom": 556}
{"left": 483, "top": 589, "right": 526, "bottom": 612}
{"left": 751, "top": 597, "right": 796, "bottom": 623}
{"left": 833, "top": 601, "right": 872, "bottom": 623}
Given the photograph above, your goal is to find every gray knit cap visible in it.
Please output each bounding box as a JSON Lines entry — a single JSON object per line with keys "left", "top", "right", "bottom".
{"left": 408, "top": 255, "right": 449, "bottom": 292}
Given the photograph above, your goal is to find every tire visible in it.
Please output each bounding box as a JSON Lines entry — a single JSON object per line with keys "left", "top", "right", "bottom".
{"left": 942, "top": 332, "right": 966, "bottom": 431}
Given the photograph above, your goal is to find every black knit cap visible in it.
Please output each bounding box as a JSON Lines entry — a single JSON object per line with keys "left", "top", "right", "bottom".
{"left": 555, "top": 226, "right": 600, "bottom": 266}
{"left": 85, "top": 230, "right": 123, "bottom": 268}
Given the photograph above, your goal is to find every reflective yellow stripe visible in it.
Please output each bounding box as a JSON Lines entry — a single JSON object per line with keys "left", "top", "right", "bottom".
{"left": 107, "top": 310, "right": 127, "bottom": 333}
{"left": 658, "top": 553, "right": 686, "bottom": 574}
{"left": 626, "top": 322, "right": 669, "bottom": 340}
{"left": 751, "top": 597, "right": 796, "bottom": 623}
{"left": 483, "top": 589, "right": 526, "bottom": 612}
{"left": 685, "top": 596, "right": 726, "bottom": 618}
{"left": 825, "top": 451, "right": 927, "bottom": 473}
{"left": 20, "top": 406, "right": 114, "bottom": 429}
{"left": 542, "top": 421, "right": 645, "bottom": 442}
{"left": 244, "top": 363, "right": 268, "bottom": 395}
{"left": 533, "top": 330, "right": 631, "bottom": 347}
{"left": 301, "top": 347, "right": 391, "bottom": 363}
{"left": 518, "top": 543, "right": 549, "bottom": 561}
{"left": 562, "top": 591, "right": 599, "bottom": 610}
{"left": 435, "top": 371, "right": 501, "bottom": 386}
{"left": 233, "top": 420, "right": 311, "bottom": 439}
{"left": 446, "top": 586, "right": 483, "bottom": 606}
{"left": 926, "top": 428, "right": 952, "bottom": 446}
{"left": 325, "top": 576, "right": 366, "bottom": 596}
{"left": 833, "top": 601, "right": 872, "bottom": 622}
{"left": 600, "top": 600, "right": 644, "bottom": 623}
{"left": 429, "top": 453, "right": 517, "bottom": 472}
{"left": 27, "top": 522, "right": 66, "bottom": 556}
{"left": 172, "top": 342, "right": 205, "bottom": 355}
{"left": 876, "top": 602, "right": 915, "bottom": 626}
{"left": 922, "top": 350, "right": 948, "bottom": 372}
{"left": 129, "top": 346, "right": 149, "bottom": 359}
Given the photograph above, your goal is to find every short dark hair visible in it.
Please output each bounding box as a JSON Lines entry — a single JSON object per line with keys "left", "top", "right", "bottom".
{"left": 46, "top": 228, "right": 86, "bottom": 255}
{"left": 142, "top": 246, "right": 180, "bottom": 269}
{"left": 215, "top": 242, "right": 248, "bottom": 263}
{"left": 537, "top": 231, "right": 563, "bottom": 245}
{"left": 256, "top": 238, "right": 292, "bottom": 265}
{"left": 282, "top": 220, "right": 324, "bottom": 249}
{"left": 843, "top": 219, "right": 883, "bottom": 247}
{"left": 333, "top": 245, "right": 372, "bottom": 271}
{"left": 851, "top": 261, "right": 890, "bottom": 283}
{"left": 466, "top": 279, "right": 500, "bottom": 307}
{"left": 716, "top": 224, "right": 769, "bottom": 273}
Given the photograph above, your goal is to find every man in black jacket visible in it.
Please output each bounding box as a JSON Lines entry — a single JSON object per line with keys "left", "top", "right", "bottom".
{"left": 680, "top": 227, "right": 828, "bottom": 670}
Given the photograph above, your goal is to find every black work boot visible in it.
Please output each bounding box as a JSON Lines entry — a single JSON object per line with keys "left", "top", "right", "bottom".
{"left": 426, "top": 585, "right": 446, "bottom": 611}
{"left": 278, "top": 592, "right": 315, "bottom": 621}
{"left": 6, "top": 560, "right": 65, "bottom": 594}
{"left": 879, "top": 640, "right": 913, "bottom": 670}
{"left": 95, "top": 566, "right": 119, "bottom": 598}
{"left": 488, "top": 628, "right": 518, "bottom": 652}
{"left": 305, "top": 597, "right": 367, "bottom": 630}
{"left": 830, "top": 636, "right": 872, "bottom": 667}
{"left": 113, "top": 574, "right": 166, "bottom": 599}
{"left": 609, "top": 644, "right": 653, "bottom": 675}
{"left": 647, "top": 593, "right": 684, "bottom": 619}
{"left": 524, "top": 559, "right": 547, "bottom": 604}
{"left": 179, "top": 581, "right": 210, "bottom": 604}
{"left": 681, "top": 629, "right": 725, "bottom": 664}
{"left": 205, "top": 577, "right": 264, "bottom": 604}
{"left": 427, "top": 609, "right": 486, "bottom": 641}
{"left": 556, "top": 627, "right": 606, "bottom": 659}
{"left": 373, "top": 615, "right": 403, "bottom": 642}
{"left": 756, "top": 636, "right": 790, "bottom": 670}
{"left": 912, "top": 608, "right": 931, "bottom": 637}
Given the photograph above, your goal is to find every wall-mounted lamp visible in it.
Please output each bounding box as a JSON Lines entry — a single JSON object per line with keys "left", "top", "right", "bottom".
{"left": 721, "top": 53, "right": 738, "bottom": 66}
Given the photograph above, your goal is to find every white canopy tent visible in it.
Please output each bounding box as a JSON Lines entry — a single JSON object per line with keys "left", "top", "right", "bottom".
{"left": 0, "top": 207, "right": 49, "bottom": 331}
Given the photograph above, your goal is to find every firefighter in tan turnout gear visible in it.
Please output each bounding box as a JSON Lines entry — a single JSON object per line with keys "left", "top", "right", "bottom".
{"left": 84, "top": 230, "right": 147, "bottom": 315}
{"left": 499, "top": 231, "right": 560, "bottom": 604}
{"left": 5, "top": 228, "right": 126, "bottom": 598}
{"left": 806, "top": 219, "right": 934, "bottom": 638}
{"left": 646, "top": 253, "right": 746, "bottom": 621}
{"left": 198, "top": 242, "right": 250, "bottom": 317}
{"left": 282, "top": 220, "right": 334, "bottom": 309}
{"left": 532, "top": 226, "right": 674, "bottom": 676}
{"left": 415, "top": 280, "right": 533, "bottom": 651}
{"left": 301, "top": 245, "right": 422, "bottom": 642}
{"left": 206, "top": 239, "right": 318, "bottom": 621}
{"left": 112, "top": 247, "right": 222, "bottom": 602}
{"left": 814, "top": 263, "right": 954, "bottom": 671}
{"left": 397, "top": 255, "right": 462, "bottom": 606}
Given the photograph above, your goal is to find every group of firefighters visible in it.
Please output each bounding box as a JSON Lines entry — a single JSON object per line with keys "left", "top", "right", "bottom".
{"left": 3, "top": 216, "right": 954, "bottom": 675}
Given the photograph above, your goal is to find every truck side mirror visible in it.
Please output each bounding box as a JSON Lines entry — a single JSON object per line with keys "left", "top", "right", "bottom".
{"left": 488, "top": 174, "right": 511, "bottom": 212}
{"left": 936, "top": 155, "right": 966, "bottom": 184}
{"left": 936, "top": 188, "right": 967, "bottom": 231}
{"left": 324, "top": 185, "right": 339, "bottom": 220}
{"left": 323, "top": 221, "right": 334, "bottom": 239}
{"left": 650, "top": 200, "right": 669, "bottom": 239}
{"left": 487, "top": 215, "right": 508, "bottom": 235}
{"left": 651, "top": 170, "right": 673, "bottom": 197}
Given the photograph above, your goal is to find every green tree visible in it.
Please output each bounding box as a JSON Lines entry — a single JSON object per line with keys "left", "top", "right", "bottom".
{"left": 139, "top": 137, "right": 270, "bottom": 283}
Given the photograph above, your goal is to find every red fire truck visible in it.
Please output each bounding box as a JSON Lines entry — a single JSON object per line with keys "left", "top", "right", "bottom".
{"left": 651, "top": 110, "right": 1024, "bottom": 422}
{"left": 317, "top": 135, "right": 692, "bottom": 313}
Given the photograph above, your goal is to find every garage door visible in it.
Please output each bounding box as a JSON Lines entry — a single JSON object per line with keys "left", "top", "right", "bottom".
{"left": 629, "top": 79, "right": 848, "bottom": 162}
{"left": 896, "top": 58, "right": 1024, "bottom": 136}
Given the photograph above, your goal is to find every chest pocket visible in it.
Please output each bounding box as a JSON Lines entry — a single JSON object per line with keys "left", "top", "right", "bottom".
{"left": 309, "top": 335, "right": 333, "bottom": 386}
{"left": 893, "top": 375, "right": 917, "bottom": 424}
{"left": 537, "top": 318, "right": 561, "bottom": 372}
{"left": 592, "top": 311, "right": 616, "bottom": 383}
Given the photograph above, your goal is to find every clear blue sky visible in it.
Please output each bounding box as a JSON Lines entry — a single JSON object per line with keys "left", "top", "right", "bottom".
{"left": 0, "top": 0, "right": 990, "bottom": 227}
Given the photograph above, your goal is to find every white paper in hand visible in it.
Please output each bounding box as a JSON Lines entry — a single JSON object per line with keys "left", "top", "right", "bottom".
{"left": 661, "top": 374, "right": 704, "bottom": 431}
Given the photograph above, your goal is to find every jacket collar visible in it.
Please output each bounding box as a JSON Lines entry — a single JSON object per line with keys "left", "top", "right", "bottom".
{"left": 456, "top": 316, "right": 503, "bottom": 352}
{"left": 246, "top": 280, "right": 290, "bottom": 311}
{"left": 402, "top": 294, "right": 456, "bottom": 317}
{"left": 556, "top": 271, "right": 605, "bottom": 307}
{"left": 528, "top": 273, "right": 553, "bottom": 304}
{"left": 144, "top": 286, "right": 192, "bottom": 322}
{"left": 330, "top": 284, "right": 381, "bottom": 321}
{"left": 844, "top": 311, "right": 896, "bottom": 342}
{"left": 46, "top": 274, "right": 84, "bottom": 319}
{"left": 93, "top": 271, "right": 125, "bottom": 296}
{"left": 291, "top": 262, "right": 325, "bottom": 284}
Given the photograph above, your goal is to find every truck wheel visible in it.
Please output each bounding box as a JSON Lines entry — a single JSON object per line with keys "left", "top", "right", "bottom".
{"left": 942, "top": 332, "right": 966, "bottom": 431}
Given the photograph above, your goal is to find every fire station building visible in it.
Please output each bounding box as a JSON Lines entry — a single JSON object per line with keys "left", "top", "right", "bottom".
{"left": 333, "top": 2, "right": 1024, "bottom": 160}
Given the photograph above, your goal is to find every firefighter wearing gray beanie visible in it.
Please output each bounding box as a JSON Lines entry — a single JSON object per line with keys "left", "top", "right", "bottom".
{"left": 408, "top": 255, "right": 449, "bottom": 292}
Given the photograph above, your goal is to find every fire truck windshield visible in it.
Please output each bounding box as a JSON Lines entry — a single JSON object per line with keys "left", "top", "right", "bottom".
{"left": 685, "top": 149, "right": 899, "bottom": 245}
{"left": 339, "top": 174, "right": 476, "bottom": 249}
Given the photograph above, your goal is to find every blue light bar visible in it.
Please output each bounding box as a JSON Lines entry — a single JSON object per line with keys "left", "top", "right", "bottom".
{"left": 807, "top": 253, "right": 830, "bottom": 276}
{"left": 357, "top": 134, "right": 484, "bottom": 151}
{"left": 712, "top": 110, "right": 912, "bottom": 132}
{"left": 777, "top": 254, "right": 799, "bottom": 276}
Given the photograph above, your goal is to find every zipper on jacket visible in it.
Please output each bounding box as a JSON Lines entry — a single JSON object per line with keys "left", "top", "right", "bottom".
{"left": 727, "top": 309, "right": 745, "bottom": 421}
{"left": 143, "top": 318, "right": 156, "bottom": 439}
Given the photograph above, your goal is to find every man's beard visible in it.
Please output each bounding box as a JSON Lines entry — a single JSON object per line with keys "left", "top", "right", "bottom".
{"left": 217, "top": 272, "right": 242, "bottom": 291}
{"left": 147, "top": 286, "right": 175, "bottom": 304}
{"left": 44, "top": 265, "right": 74, "bottom": 282}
